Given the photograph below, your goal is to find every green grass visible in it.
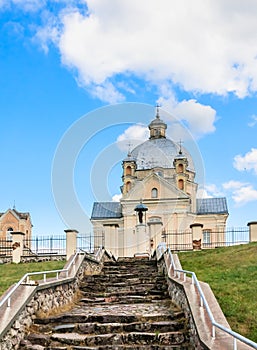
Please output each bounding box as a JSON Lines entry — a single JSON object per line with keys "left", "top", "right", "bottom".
{"left": 178, "top": 243, "right": 257, "bottom": 342}
{"left": 0, "top": 260, "right": 66, "bottom": 296}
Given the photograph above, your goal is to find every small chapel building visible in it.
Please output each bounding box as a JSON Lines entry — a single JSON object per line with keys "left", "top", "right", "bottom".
{"left": 91, "top": 109, "right": 228, "bottom": 257}
{"left": 0, "top": 208, "right": 32, "bottom": 242}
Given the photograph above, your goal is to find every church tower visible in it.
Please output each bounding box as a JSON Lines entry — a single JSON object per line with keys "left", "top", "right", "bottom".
{"left": 173, "top": 146, "right": 189, "bottom": 192}
{"left": 148, "top": 106, "right": 167, "bottom": 139}
{"left": 122, "top": 152, "right": 136, "bottom": 195}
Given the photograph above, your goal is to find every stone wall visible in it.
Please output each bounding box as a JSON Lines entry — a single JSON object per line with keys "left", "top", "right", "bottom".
{"left": 157, "top": 256, "right": 208, "bottom": 350}
{"left": 0, "top": 251, "right": 114, "bottom": 350}
{"left": 0, "top": 255, "right": 66, "bottom": 264}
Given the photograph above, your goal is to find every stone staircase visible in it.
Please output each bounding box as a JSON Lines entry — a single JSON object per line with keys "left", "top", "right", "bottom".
{"left": 19, "top": 258, "right": 192, "bottom": 349}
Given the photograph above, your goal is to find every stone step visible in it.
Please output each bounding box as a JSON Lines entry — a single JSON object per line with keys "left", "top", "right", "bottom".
{"left": 51, "top": 320, "right": 185, "bottom": 334}
{"left": 80, "top": 289, "right": 168, "bottom": 298}
{"left": 80, "top": 283, "right": 167, "bottom": 293}
{"left": 73, "top": 346, "right": 190, "bottom": 350}
{"left": 34, "top": 310, "right": 185, "bottom": 326}
{"left": 48, "top": 331, "right": 185, "bottom": 346}
{"left": 84, "top": 274, "right": 163, "bottom": 282}
{"left": 79, "top": 294, "right": 168, "bottom": 304}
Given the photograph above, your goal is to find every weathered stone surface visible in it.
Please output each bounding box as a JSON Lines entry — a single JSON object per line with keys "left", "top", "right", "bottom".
{"left": 18, "top": 258, "right": 191, "bottom": 349}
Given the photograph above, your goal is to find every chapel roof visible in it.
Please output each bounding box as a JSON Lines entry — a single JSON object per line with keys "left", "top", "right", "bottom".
{"left": 91, "top": 202, "right": 122, "bottom": 219}
{"left": 196, "top": 197, "right": 228, "bottom": 215}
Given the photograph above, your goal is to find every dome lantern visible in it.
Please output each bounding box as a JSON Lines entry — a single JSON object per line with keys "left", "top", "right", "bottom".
{"left": 148, "top": 105, "right": 167, "bottom": 139}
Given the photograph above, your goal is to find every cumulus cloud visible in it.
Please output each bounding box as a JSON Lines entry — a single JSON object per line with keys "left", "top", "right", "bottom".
{"left": 116, "top": 124, "right": 149, "bottom": 151}
{"left": 158, "top": 90, "right": 216, "bottom": 139}
{"left": 197, "top": 184, "right": 224, "bottom": 199}
{"left": 32, "top": 0, "right": 257, "bottom": 102}
{"left": 233, "top": 148, "right": 257, "bottom": 174}
{"left": 223, "top": 180, "right": 257, "bottom": 206}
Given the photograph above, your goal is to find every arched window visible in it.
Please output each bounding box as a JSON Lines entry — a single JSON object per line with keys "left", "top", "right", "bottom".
{"left": 178, "top": 164, "right": 183, "bottom": 173}
{"left": 125, "top": 166, "right": 132, "bottom": 175}
{"left": 151, "top": 188, "right": 158, "bottom": 198}
{"left": 6, "top": 227, "right": 13, "bottom": 242}
{"left": 126, "top": 181, "right": 131, "bottom": 192}
{"left": 178, "top": 179, "right": 184, "bottom": 190}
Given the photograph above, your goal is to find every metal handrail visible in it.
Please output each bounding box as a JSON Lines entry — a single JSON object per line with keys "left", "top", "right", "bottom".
{"left": 0, "top": 250, "right": 84, "bottom": 309}
{"left": 157, "top": 245, "right": 257, "bottom": 350}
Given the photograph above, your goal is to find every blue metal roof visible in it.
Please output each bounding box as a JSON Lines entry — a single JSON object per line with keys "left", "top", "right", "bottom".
{"left": 91, "top": 202, "right": 122, "bottom": 219}
{"left": 196, "top": 197, "right": 228, "bottom": 215}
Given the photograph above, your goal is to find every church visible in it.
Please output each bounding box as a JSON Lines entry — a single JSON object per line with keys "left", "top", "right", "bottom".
{"left": 91, "top": 108, "right": 228, "bottom": 257}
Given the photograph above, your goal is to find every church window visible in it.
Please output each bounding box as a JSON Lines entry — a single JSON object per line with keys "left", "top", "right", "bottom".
{"left": 126, "top": 166, "right": 132, "bottom": 175}
{"left": 6, "top": 227, "right": 13, "bottom": 241}
{"left": 178, "top": 164, "right": 183, "bottom": 173}
{"left": 126, "top": 181, "right": 131, "bottom": 192}
{"left": 151, "top": 188, "right": 158, "bottom": 198}
{"left": 178, "top": 179, "right": 184, "bottom": 190}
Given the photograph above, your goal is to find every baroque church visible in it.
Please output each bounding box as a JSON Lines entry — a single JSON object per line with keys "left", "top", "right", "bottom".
{"left": 91, "top": 109, "right": 228, "bottom": 257}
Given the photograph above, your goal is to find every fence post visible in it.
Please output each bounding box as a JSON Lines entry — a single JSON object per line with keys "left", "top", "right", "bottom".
{"left": 11, "top": 232, "right": 25, "bottom": 263}
{"left": 190, "top": 223, "right": 203, "bottom": 249}
{"left": 65, "top": 229, "right": 78, "bottom": 261}
{"left": 247, "top": 221, "right": 257, "bottom": 242}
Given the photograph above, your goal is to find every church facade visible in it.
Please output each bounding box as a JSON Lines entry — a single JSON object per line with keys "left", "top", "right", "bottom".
{"left": 91, "top": 109, "right": 228, "bottom": 257}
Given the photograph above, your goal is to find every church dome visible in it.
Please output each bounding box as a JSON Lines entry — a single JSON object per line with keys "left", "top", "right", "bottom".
{"left": 130, "top": 138, "right": 194, "bottom": 171}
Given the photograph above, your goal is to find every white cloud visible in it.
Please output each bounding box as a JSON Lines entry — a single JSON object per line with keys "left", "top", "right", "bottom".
{"left": 196, "top": 188, "right": 212, "bottom": 199}
{"left": 222, "top": 180, "right": 247, "bottom": 190}
{"left": 197, "top": 184, "right": 224, "bottom": 199}
{"left": 34, "top": 0, "right": 257, "bottom": 101}
{"left": 158, "top": 91, "right": 216, "bottom": 139}
{"left": 223, "top": 180, "right": 257, "bottom": 206}
{"left": 89, "top": 81, "right": 125, "bottom": 104}
{"left": 232, "top": 185, "right": 257, "bottom": 206}
{"left": 248, "top": 114, "right": 257, "bottom": 127}
{"left": 116, "top": 124, "right": 148, "bottom": 151}
{"left": 112, "top": 194, "right": 122, "bottom": 202}
{"left": 233, "top": 148, "right": 257, "bottom": 175}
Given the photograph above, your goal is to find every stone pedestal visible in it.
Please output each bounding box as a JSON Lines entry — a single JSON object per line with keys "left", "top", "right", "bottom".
{"left": 11, "top": 232, "right": 25, "bottom": 264}
{"left": 247, "top": 221, "right": 257, "bottom": 242}
{"left": 135, "top": 224, "right": 149, "bottom": 255}
{"left": 65, "top": 229, "right": 78, "bottom": 261}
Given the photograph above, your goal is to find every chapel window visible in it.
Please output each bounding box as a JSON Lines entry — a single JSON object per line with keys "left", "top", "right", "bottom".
{"left": 178, "top": 179, "right": 184, "bottom": 190}
{"left": 126, "top": 181, "right": 131, "bottom": 192}
{"left": 151, "top": 188, "right": 158, "bottom": 198}
{"left": 6, "top": 227, "right": 13, "bottom": 242}
{"left": 126, "top": 166, "right": 132, "bottom": 175}
{"left": 178, "top": 164, "right": 183, "bottom": 173}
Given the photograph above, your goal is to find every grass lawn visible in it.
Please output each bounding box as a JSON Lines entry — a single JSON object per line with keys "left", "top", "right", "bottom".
{"left": 178, "top": 242, "right": 257, "bottom": 343}
{"left": 0, "top": 260, "right": 66, "bottom": 296}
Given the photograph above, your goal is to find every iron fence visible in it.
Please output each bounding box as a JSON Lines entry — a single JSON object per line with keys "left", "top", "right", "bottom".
{"left": 23, "top": 235, "right": 66, "bottom": 256}
{"left": 0, "top": 227, "right": 250, "bottom": 257}
{"left": 163, "top": 227, "right": 250, "bottom": 251}
{"left": 77, "top": 232, "right": 104, "bottom": 253}
{"left": 0, "top": 239, "right": 13, "bottom": 256}
{"left": 22, "top": 232, "right": 105, "bottom": 256}
{"left": 161, "top": 230, "right": 192, "bottom": 251}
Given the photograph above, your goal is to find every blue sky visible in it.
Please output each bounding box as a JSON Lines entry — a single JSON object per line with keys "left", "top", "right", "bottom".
{"left": 1, "top": 0, "right": 257, "bottom": 234}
